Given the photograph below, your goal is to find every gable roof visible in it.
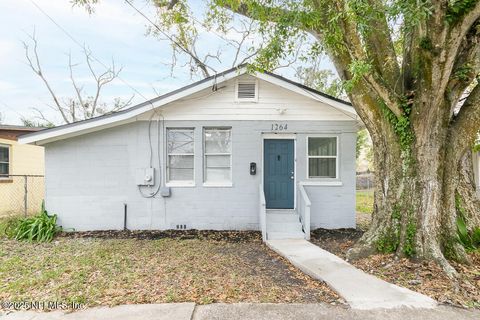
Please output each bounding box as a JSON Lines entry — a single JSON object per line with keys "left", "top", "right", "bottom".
{"left": 0, "top": 125, "right": 45, "bottom": 141}
{"left": 19, "top": 65, "right": 358, "bottom": 145}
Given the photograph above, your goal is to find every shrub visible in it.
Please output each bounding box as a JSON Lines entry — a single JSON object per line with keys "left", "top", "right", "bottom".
{"left": 7, "top": 202, "right": 62, "bottom": 242}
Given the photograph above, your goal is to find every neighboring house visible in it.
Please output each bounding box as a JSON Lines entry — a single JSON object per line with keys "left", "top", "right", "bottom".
{"left": 0, "top": 125, "right": 45, "bottom": 216}
{"left": 19, "top": 66, "right": 361, "bottom": 240}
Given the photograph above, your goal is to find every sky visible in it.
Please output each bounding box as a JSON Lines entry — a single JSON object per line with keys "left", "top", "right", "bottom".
{"left": 0, "top": 0, "right": 333, "bottom": 125}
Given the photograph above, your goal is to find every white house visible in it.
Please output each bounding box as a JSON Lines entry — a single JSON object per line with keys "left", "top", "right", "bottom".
{"left": 19, "top": 66, "right": 361, "bottom": 240}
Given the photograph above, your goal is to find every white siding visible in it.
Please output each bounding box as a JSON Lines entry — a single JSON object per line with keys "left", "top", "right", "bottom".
{"left": 137, "top": 75, "right": 355, "bottom": 121}
{"left": 41, "top": 73, "right": 358, "bottom": 231}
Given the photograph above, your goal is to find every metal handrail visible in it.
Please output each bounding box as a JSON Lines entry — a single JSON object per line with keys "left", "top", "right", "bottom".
{"left": 259, "top": 184, "right": 267, "bottom": 241}
{"left": 298, "top": 184, "right": 311, "bottom": 240}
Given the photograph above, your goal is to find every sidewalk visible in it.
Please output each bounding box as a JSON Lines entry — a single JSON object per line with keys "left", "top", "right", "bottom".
{"left": 2, "top": 303, "right": 479, "bottom": 320}
{"left": 266, "top": 239, "right": 437, "bottom": 309}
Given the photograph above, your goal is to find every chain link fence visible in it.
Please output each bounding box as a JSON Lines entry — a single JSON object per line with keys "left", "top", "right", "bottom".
{"left": 0, "top": 175, "right": 45, "bottom": 217}
{"left": 356, "top": 172, "right": 374, "bottom": 191}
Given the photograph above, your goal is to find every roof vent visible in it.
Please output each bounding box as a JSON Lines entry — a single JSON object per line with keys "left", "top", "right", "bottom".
{"left": 236, "top": 80, "right": 257, "bottom": 101}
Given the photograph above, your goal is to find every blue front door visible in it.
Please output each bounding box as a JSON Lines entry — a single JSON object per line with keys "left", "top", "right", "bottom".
{"left": 264, "top": 139, "right": 294, "bottom": 209}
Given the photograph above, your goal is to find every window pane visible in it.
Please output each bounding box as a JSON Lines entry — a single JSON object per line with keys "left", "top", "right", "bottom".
{"left": 308, "top": 138, "right": 336, "bottom": 156}
{"left": 168, "top": 155, "right": 194, "bottom": 181}
{"left": 168, "top": 141, "right": 194, "bottom": 154}
{"left": 169, "top": 168, "right": 194, "bottom": 181}
{"left": 205, "top": 167, "right": 231, "bottom": 183}
{"left": 0, "top": 163, "right": 8, "bottom": 175}
{"left": 205, "top": 129, "right": 231, "bottom": 153}
{"left": 169, "top": 155, "right": 194, "bottom": 169}
{"left": 0, "top": 146, "right": 8, "bottom": 162}
{"left": 206, "top": 155, "right": 230, "bottom": 168}
{"left": 167, "top": 130, "right": 194, "bottom": 154}
{"left": 309, "top": 158, "right": 336, "bottom": 178}
{"left": 168, "top": 130, "right": 194, "bottom": 141}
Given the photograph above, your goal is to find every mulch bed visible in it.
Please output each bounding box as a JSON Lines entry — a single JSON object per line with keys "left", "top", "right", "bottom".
{"left": 310, "top": 228, "right": 364, "bottom": 259}
{"left": 311, "top": 228, "right": 480, "bottom": 309}
{"left": 60, "top": 229, "right": 262, "bottom": 242}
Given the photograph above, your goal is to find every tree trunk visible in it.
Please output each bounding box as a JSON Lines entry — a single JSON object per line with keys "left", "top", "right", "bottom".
{"left": 347, "top": 116, "right": 479, "bottom": 277}
{"left": 457, "top": 150, "right": 480, "bottom": 228}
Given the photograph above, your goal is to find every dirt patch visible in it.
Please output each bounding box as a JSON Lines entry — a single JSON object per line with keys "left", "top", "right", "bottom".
{"left": 310, "top": 228, "right": 363, "bottom": 259}
{"left": 310, "top": 227, "right": 480, "bottom": 308}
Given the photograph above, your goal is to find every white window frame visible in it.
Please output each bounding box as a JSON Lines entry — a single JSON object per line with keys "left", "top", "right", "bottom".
{"left": 234, "top": 79, "right": 258, "bottom": 102}
{"left": 166, "top": 128, "right": 195, "bottom": 187}
{"left": 0, "top": 144, "right": 10, "bottom": 178}
{"left": 306, "top": 136, "right": 339, "bottom": 180}
{"left": 203, "top": 127, "right": 233, "bottom": 187}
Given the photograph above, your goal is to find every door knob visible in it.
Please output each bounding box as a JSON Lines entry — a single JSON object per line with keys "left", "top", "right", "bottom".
{"left": 290, "top": 175, "right": 294, "bottom": 180}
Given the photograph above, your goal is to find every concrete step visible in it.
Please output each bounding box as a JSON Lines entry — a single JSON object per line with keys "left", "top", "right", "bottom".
{"left": 267, "top": 231, "right": 306, "bottom": 240}
{"left": 266, "top": 209, "right": 295, "bottom": 215}
{"left": 267, "top": 213, "right": 300, "bottom": 224}
{"left": 267, "top": 221, "right": 303, "bottom": 232}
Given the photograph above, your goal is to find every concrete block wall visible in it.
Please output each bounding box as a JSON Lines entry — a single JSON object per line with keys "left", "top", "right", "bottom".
{"left": 45, "top": 120, "right": 357, "bottom": 231}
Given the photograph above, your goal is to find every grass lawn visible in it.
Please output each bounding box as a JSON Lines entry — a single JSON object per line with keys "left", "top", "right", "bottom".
{"left": 0, "top": 231, "right": 340, "bottom": 309}
{"left": 356, "top": 190, "right": 374, "bottom": 214}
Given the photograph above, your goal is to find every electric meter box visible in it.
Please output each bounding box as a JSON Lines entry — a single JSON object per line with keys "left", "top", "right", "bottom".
{"left": 136, "top": 167, "right": 155, "bottom": 186}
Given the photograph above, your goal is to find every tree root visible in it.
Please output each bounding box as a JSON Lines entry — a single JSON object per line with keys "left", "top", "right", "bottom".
{"left": 434, "top": 254, "right": 459, "bottom": 279}
{"left": 346, "top": 239, "right": 377, "bottom": 261}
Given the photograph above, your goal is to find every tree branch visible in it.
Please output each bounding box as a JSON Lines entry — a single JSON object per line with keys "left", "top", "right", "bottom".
{"left": 450, "top": 83, "right": 480, "bottom": 159}
{"left": 68, "top": 53, "right": 87, "bottom": 114}
{"left": 446, "top": 30, "right": 480, "bottom": 115}
{"left": 353, "top": 0, "right": 401, "bottom": 93}
{"left": 23, "top": 31, "right": 70, "bottom": 123}
{"left": 439, "top": 2, "right": 480, "bottom": 97}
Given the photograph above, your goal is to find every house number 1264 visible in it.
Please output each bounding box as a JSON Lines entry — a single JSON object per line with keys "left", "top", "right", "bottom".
{"left": 271, "top": 123, "right": 288, "bottom": 131}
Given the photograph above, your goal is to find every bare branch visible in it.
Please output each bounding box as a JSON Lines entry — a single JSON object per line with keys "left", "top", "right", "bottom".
{"left": 23, "top": 31, "right": 70, "bottom": 123}
{"left": 23, "top": 32, "right": 130, "bottom": 125}
{"left": 69, "top": 53, "right": 87, "bottom": 114}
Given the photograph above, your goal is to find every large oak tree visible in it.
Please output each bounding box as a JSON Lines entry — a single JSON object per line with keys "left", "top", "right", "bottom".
{"left": 76, "top": 0, "right": 480, "bottom": 276}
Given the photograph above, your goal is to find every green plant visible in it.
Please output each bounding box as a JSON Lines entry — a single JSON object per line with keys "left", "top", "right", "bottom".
{"left": 8, "top": 202, "right": 62, "bottom": 242}
{"left": 403, "top": 219, "right": 417, "bottom": 257}
{"left": 376, "top": 205, "right": 402, "bottom": 253}
{"left": 0, "top": 215, "right": 22, "bottom": 238}
{"left": 456, "top": 216, "right": 480, "bottom": 251}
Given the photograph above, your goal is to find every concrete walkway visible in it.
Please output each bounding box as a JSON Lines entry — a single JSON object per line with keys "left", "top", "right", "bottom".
{"left": 2, "top": 303, "right": 479, "bottom": 320}
{"left": 266, "top": 239, "right": 437, "bottom": 310}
